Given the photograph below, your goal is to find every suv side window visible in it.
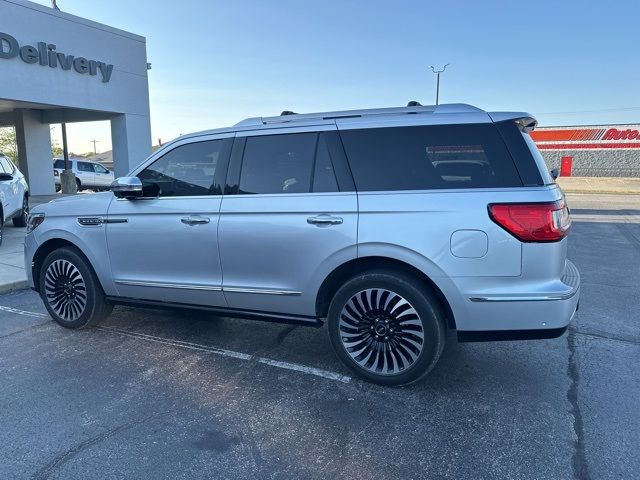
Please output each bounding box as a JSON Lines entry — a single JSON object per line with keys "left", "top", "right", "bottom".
{"left": 138, "top": 139, "right": 232, "bottom": 197}
{"left": 77, "top": 161, "right": 93, "bottom": 173}
{"left": 238, "top": 133, "right": 318, "bottom": 195}
{"left": 0, "top": 157, "right": 13, "bottom": 174}
{"left": 93, "top": 164, "right": 109, "bottom": 174}
{"left": 339, "top": 124, "right": 522, "bottom": 191}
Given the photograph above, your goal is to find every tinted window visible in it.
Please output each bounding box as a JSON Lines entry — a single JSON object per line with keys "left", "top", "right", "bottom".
{"left": 93, "top": 164, "right": 109, "bottom": 174}
{"left": 340, "top": 124, "right": 523, "bottom": 191}
{"left": 53, "top": 160, "right": 65, "bottom": 169}
{"left": 239, "top": 133, "right": 317, "bottom": 194}
{"left": 0, "top": 158, "right": 6, "bottom": 174}
{"left": 312, "top": 134, "right": 339, "bottom": 193}
{"left": 77, "top": 161, "right": 93, "bottom": 172}
{"left": 138, "top": 139, "right": 230, "bottom": 197}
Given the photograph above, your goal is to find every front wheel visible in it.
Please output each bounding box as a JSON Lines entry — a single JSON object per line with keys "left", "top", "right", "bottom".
{"left": 327, "top": 271, "right": 446, "bottom": 386}
{"left": 39, "top": 247, "right": 113, "bottom": 329}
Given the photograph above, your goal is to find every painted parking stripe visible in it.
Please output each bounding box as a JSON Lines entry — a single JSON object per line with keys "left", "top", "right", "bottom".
{"left": 97, "top": 326, "right": 351, "bottom": 383}
{"left": 0, "top": 304, "right": 352, "bottom": 384}
{"left": 0, "top": 305, "right": 50, "bottom": 319}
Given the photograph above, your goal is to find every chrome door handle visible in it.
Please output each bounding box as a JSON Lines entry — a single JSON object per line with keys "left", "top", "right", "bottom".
{"left": 181, "top": 215, "right": 210, "bottom": 225}
{"left": 307, "top": 215, "right": 343, "bottom": 226}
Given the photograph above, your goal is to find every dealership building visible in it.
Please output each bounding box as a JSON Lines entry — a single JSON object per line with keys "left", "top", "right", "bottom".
{"left": 531, "top": 125, "right": 640, "bottom": 177}
{"left": 0, "top": 0, "right": 151, "bottom": 195}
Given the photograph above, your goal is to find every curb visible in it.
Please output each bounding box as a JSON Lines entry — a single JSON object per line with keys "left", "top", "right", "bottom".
{"left": 0, "top": 280, "right": 29, "bottom": 295}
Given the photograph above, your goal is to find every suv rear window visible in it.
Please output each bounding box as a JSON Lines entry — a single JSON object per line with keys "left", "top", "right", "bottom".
{"left": 339, "top": 124, "right": 523, "bottom": 191}
{"left": 53, "top": 160, "right": 65, "bottom": 169}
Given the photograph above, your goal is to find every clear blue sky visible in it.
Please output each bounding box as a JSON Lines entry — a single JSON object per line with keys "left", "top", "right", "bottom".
{"left": 32, "top": 0, "right": 640, "bottom": 153}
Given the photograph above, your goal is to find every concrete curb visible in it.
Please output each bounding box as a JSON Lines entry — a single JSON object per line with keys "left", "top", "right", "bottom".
{"left": 0, "top": 280, "right": 29, "bottom": 295}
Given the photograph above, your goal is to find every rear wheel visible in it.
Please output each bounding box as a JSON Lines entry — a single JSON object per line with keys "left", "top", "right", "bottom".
{"left": 0, "top": 212, "right": 4, "bottom": 247}
{"left": 12, "top": 195, "right": 28, "bottom": 227}
{"left": 75, "top": 178, "right": 82, "bottom": 191}
{"left": 39, "top": 247, "right": 112, "bottom": 329}
{"left": 327, "top": 271, "right": 446, "bottom": 386}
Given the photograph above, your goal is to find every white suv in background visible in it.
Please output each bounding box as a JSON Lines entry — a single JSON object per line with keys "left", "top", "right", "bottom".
{"left": 53, "top": 159, "right": 114, "bottom": 192}
{"left": 0, "top": 154, "right": 29, "bottom": 246}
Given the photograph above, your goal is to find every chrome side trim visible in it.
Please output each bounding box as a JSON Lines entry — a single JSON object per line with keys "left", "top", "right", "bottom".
{"left": 223, "top": 286, "right": 302, "bottom": 296}
{"left": 469, "top": 290, "right": 579, "bottom": 302}
{"left": 115, "top": 280, "right": 222, "bottom": 291}
{"left": 77, "top": 217, "right": 128, "bottom": 226}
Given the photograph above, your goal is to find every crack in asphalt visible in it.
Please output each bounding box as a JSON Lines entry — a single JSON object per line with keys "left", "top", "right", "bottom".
{"left": 31, "top": 411, "right": 170, "bottom": 480}
{"left": 567, "top": 330, "right": 591, "bottom": 480}
{"left": 569, "top": 326, "right": 640, "bottom": 346}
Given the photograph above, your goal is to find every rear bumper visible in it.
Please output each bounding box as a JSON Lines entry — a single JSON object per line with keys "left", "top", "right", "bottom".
{"left": 454, "top": 260, "right": 580, "bottom": 340}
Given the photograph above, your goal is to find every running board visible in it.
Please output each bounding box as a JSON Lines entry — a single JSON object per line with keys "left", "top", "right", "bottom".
{"left": 105, "top": 296, "right": 322, "bottom": 327}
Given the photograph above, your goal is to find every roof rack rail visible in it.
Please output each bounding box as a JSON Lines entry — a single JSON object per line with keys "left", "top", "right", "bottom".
{"left": 233, "top": 103, "right": 484, "bottom": 128}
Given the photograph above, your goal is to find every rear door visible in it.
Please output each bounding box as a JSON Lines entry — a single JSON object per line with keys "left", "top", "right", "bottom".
{"left": 218, "top": 125, "right": 358, "bottom": 318}
{"left": 76, "top": 161, "right": 96, "bottom": 188}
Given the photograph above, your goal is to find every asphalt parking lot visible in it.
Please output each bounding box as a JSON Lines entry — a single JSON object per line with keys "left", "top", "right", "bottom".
{"left": 0, "top": 193, "right": 638, "bottom": 480}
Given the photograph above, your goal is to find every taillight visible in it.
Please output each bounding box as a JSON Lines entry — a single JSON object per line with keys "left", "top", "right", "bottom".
{"left": 488, "top": 200, "right": 571, "bottom": 242}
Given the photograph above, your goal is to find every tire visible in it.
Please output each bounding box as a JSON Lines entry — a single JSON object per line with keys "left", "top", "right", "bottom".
{"left": 39, "top": 247, "right": 113, "bottom": 329}
{"left": 0, "top": 213, "right": 4, "bottom": 248}
{"left": 55, "top": 185, "right": 61, "bottom": 193}
{"left": 327, "top": 270, "right": 446, "bottom": 386}
{"left": 12, "top": 195, "right": 28, "bottom": 227}
{"left": 75, "top": 178, "right": 82, "bottom": 191}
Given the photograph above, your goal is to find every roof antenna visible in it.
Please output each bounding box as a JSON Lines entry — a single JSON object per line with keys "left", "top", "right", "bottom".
{"left": 407, "top": 101, "right": 422, "bottom": 107}
{"left": 280, "top": 110, "right": 297, "bottom": 116}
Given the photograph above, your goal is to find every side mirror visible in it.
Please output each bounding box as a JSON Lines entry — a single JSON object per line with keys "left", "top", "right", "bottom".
{"left": 550, "top": 168, "right": 559, "bottom": 180}
{"left": 0, "top": 173, "right": 13, "bottom": 181}
{"left": 111, "top": 176, "right": 143, "bottom": 199}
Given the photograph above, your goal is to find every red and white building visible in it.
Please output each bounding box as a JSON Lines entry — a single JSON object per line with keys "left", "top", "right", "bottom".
{"left": 531, "top": 125, "right": 640, "bottom": 177}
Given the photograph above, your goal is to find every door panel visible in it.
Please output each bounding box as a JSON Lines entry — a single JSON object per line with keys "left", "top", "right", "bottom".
{"left": 219, "top": 193, "right": 357, "bottom": 316}
{"left": 106, "top": 196, "right": 226, "bottom": 306}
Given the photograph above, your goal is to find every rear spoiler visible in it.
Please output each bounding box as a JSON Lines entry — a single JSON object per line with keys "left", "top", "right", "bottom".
{"left": 488, "top": 112, "right": 537, "bottom": 133}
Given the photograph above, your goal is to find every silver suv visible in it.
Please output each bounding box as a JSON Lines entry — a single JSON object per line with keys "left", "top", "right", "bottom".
{"left": 25, "top": 103, "right": 580, "bottom": 385}
{"left": 53, "top": 158, "right": 114, "bottom": 191}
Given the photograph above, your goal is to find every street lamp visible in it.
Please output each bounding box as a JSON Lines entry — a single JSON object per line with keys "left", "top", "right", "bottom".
{"left": 429, "top": 64, "right": 450, "bottom": 105}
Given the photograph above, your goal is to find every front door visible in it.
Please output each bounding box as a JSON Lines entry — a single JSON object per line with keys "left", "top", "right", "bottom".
{"left": 219, "top": 126, "right": 358, "bottom": 318}
{"left": 106, "top": 134, "right": 233, "bottom": 307}
{"left": 92, "top": 163, "right": 113, "bottom": 188}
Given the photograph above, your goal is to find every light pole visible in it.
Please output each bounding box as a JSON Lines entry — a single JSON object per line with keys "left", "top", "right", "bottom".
{"left": 90, "top": 139, "right": 99, "bottom": 155}
{"left": 430, "top": 64, "right": 450, "bottom": 105}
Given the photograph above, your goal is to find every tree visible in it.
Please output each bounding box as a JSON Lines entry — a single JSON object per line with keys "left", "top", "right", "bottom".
{"left": 0, "top": 127, "right": 18, "bottom": 164}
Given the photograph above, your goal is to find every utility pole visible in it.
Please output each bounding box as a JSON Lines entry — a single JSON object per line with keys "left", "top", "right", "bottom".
{"left": 60, "top": 123, "right": 77, "bottom": 194}
{"left": 429, "top": 64, "right": 450, "bottom": 105}
{"left": 90, "top": 139, "right": 99, "bottom": 155}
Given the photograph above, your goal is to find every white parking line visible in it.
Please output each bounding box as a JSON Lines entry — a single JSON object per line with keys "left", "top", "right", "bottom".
{"left": 0, "top": 305, "right": 50, "bottom": 319}
{"left": 0, "top": 304, "right": 352, "bottom": 384}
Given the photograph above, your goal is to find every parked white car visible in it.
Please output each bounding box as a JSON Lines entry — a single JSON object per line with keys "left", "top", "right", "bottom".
{"left": 0, "top": 154, "right": 29, "bottom": 246}
{"left": 53, "top": 158, "right": 114, "bottom": 191}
